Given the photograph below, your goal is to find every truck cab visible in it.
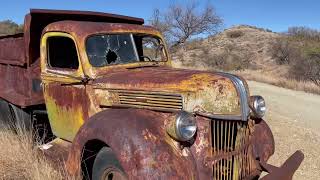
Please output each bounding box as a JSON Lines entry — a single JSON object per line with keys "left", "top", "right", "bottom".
{"left": 40, "top": 21, "right": 171, "bottom": 141}
{"left": 0, "top": 9, "right": 303, "bottom": 180}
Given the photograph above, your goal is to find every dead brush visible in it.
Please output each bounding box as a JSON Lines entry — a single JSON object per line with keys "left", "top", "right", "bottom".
{"left": 234, "top": 69, "right": 320, "bottom": 95}
{"left": 0, "top": 124, "right": 74, "bottom": 180}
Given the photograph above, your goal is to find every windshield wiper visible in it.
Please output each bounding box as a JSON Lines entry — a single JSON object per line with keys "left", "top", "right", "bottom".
{"left": 126, "top": 62, "right": 160, "bottom": 69}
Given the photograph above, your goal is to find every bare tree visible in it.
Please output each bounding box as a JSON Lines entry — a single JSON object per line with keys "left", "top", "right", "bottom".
{"left": 149, "top": 9, "right": 171, "bottom": 41}
{"left": 287, "top": 26, "right": 320, "bottom": 41}
{"left": 149, "top": 1, "right": 223, "bottom": 46}
{"left": 149, "top": 9, "right": 169, "bottom": 34}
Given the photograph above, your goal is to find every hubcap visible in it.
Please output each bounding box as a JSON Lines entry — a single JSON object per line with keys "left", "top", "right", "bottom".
{"left": 101, "top": 167, "right": 126, "bottom": 180}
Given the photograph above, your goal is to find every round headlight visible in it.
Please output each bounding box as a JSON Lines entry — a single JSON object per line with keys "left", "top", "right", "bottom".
{"left": 166, "top": 111, "right": 197, "bottom": 142}
{"left": 249, "top": 95, "right": 266, "bottom": 118}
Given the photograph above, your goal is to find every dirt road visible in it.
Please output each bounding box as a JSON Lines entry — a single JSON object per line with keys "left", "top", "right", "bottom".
{"left": 248, "top": 81, "right": 320, "bottom": 180}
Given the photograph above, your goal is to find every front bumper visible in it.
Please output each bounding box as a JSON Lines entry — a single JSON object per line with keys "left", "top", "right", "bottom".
{"left": 259, "top": 150, "right": 304, "bottom": 180}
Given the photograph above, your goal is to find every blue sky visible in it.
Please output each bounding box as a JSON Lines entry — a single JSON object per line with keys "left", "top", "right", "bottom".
{"left": 0, "top": 0, "right": 319, "bottom": 32}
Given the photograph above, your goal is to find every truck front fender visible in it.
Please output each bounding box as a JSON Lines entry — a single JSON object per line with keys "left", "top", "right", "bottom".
{"left": 66, "top": 108, "right": 197, "bottom": 179}
{"left": 252, "top": 119, "right": 275, "bottom": 162}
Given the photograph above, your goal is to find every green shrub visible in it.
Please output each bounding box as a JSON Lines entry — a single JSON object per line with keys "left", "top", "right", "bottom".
{"left": 271, "top": 30, "right": 320, "bottom": 86}
{"left": 271, "top": 37, "right": 300, "bottom": 65}
{"left": 0, "top": 20, "right": 23, "bottom": 36}
{"left": 199, "top": 48, "right": 250, "bottom": 71}
{"left": 289, "top": 47, "right": 320, "bottom": 86}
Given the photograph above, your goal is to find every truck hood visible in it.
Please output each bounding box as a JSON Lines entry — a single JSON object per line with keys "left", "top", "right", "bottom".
{"left": 91, "top": 66, "right": 248, "bottom": 117}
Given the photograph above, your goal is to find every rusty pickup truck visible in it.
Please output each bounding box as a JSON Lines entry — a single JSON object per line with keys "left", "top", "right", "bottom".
{"left": 0, "top": 9, "right": 303, "bottom": 180}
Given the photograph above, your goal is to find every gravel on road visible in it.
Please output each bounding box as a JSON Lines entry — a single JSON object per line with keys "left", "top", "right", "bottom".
{"left": 248, "top": 81, "right": 320, "bottom": 180}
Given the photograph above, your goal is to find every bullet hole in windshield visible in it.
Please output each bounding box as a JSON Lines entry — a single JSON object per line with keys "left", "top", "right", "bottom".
{"left": 106, "top": 49, "right": 118, "bottom": 64}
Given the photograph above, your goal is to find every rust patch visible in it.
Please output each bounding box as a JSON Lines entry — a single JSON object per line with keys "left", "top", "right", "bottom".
{"left": 142, "top": 129, "right": 159, "bottom": 143}
{"left": 92, "top": 67, "right": 241, "bottom": 115}
{"left": 252, "top": 119, "right": 275, "bottom": 162}
{"left": 0, "top": 8, "right": 300, "bottom": 180}
{"left": 43, "top": 82, "right": 90, "bottom": 141}
{"left": 66, "top": 109, "right": 198, "bottom": 179}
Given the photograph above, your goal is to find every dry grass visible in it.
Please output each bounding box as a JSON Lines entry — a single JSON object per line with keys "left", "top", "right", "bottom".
{"left": 172, "top": 25, "right": 320, "bottom": 95}
{"left": 234, "top": 69, "right": 320, "bottom": 95}
{"left": 172, "top": 61, "right": 320, "bottom": 95}
{"left": 0, "top": 128, "right": 73, "bottom": 180}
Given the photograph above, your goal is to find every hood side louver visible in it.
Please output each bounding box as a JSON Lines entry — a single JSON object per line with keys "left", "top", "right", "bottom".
{"left": 113, "top": 90, "right": 183, "bottom": 111}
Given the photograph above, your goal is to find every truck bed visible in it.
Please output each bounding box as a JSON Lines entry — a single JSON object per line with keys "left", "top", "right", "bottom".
{"left": 0, "top": 9, "right": 145, "bottom": 107}
{"left": 0, "top": 33, "right": 43, "bottom": 107}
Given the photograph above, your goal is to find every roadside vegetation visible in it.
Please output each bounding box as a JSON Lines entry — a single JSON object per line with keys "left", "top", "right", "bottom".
{"left": 149, "top": 1, "right": 223, "bottom": 47}
{"left": 234, "top": 69, "right": 320, "bottom": 94}
{"left": 0, "top": 20, "right": 72, "bottom": 180}
{"left": 0, "top": 127, "right": 71, "bottom": 180}
{"left": 271, "top": 27, "right": 320, "bottom": 87}
{"left": 0, "top": 20, "right": 23, "bottom": 36}
{"left": 170, "top": 24, "right": 320, "bottom": 94}
{"left": 149, "top": 1, "right": 320, "bottom": 94}
{"left": 0, "top": 4, "right": 318, "bottom": 179}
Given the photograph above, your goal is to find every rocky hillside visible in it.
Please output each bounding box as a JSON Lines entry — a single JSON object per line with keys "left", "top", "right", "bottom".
{"left": 172, "top": 25, "right": 320, "bottom": 94}
{"left": 172, "top": 25, "right": 284, "bottom": 74}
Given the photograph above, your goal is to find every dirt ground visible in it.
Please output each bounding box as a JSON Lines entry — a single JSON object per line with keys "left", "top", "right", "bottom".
{"left": 248, "top": 81, "right": 320, "bottom": 180}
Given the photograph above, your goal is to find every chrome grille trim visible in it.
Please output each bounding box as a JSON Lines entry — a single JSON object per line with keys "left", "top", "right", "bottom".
{"left": 216, "top": 73, "right": 250, "bottom": 121}
{"left": 195, "top": 112, "right": 242, "bottom": 121}
{"left": 211, "top": 120, "right": 256, "bottom": 180}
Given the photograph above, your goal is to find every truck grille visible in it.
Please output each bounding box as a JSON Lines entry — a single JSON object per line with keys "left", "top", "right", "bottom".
{"left": 116, "top": 90, "right": 183, "bottom": 111}
{"left": 211, "top": 120, "right": 256, "bottom": 180}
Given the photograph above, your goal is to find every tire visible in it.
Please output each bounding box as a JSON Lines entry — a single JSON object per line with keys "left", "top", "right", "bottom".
{"left": 92, "top": 147, "right": 127, "bottom": 180}
{"left": 0, "top": 99, "right": 14, "bottom": 129}
{"left": 0, "top": 98, "right": 32, "bottom": 131}
{"left": 9, "top": 103, "right": 32, "bottom": 131}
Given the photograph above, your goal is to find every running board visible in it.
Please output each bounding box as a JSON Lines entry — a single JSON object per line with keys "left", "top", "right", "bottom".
{"left": 38, "top": 138, "right": 72, "bottom": 169}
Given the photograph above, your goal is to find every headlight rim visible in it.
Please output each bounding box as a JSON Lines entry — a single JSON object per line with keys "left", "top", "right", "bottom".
{"left": 249, "top": 95, "right": 266, "bottom": 119}
{"left": 174, "top": 111, "right": 197, "bottom": 142}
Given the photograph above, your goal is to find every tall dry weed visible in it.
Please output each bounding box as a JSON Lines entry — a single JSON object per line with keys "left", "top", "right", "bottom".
{"left": 0, "top": 127, "right": 73, "bottom": 180}
{"left": 234, "top": 69, "right": 320, "bottom": 95}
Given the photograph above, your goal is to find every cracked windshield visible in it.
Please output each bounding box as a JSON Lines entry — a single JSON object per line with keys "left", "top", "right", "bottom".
{"left": 86, "top": 34, "right": 166, "bottom": 67}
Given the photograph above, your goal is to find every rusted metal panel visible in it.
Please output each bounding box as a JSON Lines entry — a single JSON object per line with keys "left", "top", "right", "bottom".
{"left": 189, "top": 116, "right": 261, "bottom": 180}
{"left": 189, "top": 116, "right": 213, "bottom": 179}
{"left": 0, "top": 9, "right": 297, "bottom": 179}
{"left": 92, "top": 67, "right": 241, "bottom": 116}
{"left": 0, "top": 32, "right": 44, "bottom": 106}
{"left": 39, "top": 138, "right": 72, "bottom": 172}
{"left": 0, "top": 35, "right": 26, "bottom": 66}
{"left": 28, "top": 60, "right": 45, "bottom": 105}
{"left": 260, "top": 150, "right": 304, "bottom": 180}
{"left": 0, "top": 64, "right": 29, "bottom": 106}
{"left": 251, "top": 119, "right": 275, "bottom": 162}
{"left": 0, "top": 59, "right": 44, "bottom": 107}
{"left": 66, "top": 109, "right": 198, "bottom": 179}
{"left": 30, "top": 9, "right": 144, "bottom": 25}
{"left": 62, "top": 109, "right": 281, "bottom": 180}
{"left": 25, "top": 9, "right": 144, "bottom": 66}
{"left": 43, "top": 82, "right": 89, "bottom": 141}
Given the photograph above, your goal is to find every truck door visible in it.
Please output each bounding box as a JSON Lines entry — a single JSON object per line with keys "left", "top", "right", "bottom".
{"left": 40, "top": 32, "right": 88, "bottom": 141}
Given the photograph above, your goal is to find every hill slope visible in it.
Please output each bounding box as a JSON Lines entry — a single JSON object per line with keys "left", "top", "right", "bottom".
{"left": 172, "top": 25, "right": 280, "bottom": 70}
{"left": 172, "top": 25, "right": 320, "bottom": 94}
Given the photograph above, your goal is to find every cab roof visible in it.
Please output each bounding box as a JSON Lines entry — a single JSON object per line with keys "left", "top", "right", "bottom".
{"left": 43, "top": 20, "right": 160, "bottom": 39}
{"left": 24, "top": 9, "right": 145, "bottom": 65}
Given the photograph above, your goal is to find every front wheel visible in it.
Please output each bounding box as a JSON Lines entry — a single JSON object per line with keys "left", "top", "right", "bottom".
{"left": 92, "top": 147, "right": 127, "bottom": 180}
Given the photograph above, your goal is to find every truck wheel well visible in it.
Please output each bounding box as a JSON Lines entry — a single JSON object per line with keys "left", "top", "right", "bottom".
{"left": 81, "top": 139, "right": 108, "bottom": 179}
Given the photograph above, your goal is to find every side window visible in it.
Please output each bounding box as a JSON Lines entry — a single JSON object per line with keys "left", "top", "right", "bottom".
{"left": 142, "top": 37, "right": 164, "bottom": 61}
{"left": 47, "top": 36, "right": 79, "bottom": 69}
